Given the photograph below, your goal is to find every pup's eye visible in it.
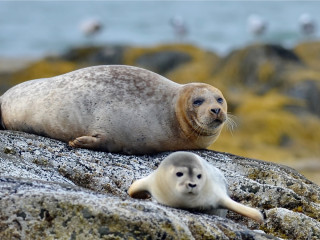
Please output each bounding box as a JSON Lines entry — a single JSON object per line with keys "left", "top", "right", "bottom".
{"left": 193, "top": 98, "right": 205, "bottom": 106}
{"left": 197, "top": 174, "right": 202, "bottom": 179}
{"left": 217, "top": 98, "right": 224, "bottom": 104}
{"left": 176, "top": 172, "right": 183, "bottom": 177}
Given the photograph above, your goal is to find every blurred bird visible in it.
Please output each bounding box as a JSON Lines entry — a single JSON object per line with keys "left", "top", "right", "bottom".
{"left": 170, "top": 15, "right": 188, "bottom": 41}
{"left": 80, "top": 18, "right": 103, "bottom": 38}
{"left": 299, "top": 13, "right": 316, "bottom": 36}
{"left": 247, "top": 14, "right": 268, "bottom": 38}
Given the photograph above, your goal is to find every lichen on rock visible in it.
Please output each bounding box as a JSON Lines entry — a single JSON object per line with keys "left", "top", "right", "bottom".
{"left": 0, "top": 130, "right": 319, "bottom": 239}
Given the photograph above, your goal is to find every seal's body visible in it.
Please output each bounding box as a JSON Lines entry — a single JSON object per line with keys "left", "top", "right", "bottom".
{"left": 128, "top": 152, "right": 264, "bottom": 223}
{"left": 0, "top": 65, "right": 227, "bottom": 154}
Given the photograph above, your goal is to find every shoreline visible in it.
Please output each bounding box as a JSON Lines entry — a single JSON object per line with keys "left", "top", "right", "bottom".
{"left": 0, "top": 39, "right": 318, "bottom": 73}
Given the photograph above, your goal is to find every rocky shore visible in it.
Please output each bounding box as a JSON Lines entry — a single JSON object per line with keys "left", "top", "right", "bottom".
{"left": 0, "top": 42, "right": 320, "bottom": 238}
{"left": 0, "top": 130, "right": 319, "bottom": 239}
{"left": 0, "top": 42, "right": 319, "bottom": 184}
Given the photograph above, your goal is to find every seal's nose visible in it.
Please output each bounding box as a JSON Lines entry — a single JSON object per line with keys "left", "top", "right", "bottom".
{"left": 211, "top": 108, "right": 221, "bottom": 114}
{"left": 188, "top": 183, "right": 197, "bottom": 188}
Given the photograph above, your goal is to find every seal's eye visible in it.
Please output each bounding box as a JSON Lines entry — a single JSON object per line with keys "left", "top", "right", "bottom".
{"left": 197, "top": 174, "right": 202, "bottom": 179}
{"left": 217, "top": 98, "right": 224, "bottom": 104}
{"left": 176, "top": 172, "right": 183, "bottom": 177}
{"left": 193, "top": 98, "right": 205, "bottom": 107}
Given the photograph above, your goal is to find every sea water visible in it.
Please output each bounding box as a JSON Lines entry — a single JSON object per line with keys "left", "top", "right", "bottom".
{"left": 0, "top": 1, "right": 320, "bottom": 57}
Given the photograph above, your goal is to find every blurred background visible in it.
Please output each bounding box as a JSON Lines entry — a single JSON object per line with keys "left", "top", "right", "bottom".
{"left": 0, "top": 1, "right": 319, "bottom": 184}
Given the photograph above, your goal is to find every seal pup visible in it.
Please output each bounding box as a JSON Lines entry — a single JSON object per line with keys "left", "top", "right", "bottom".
{"left": 128, "top": 152, "right": 264, "bottom": 223}
{"left": 0, "top": 65, "right": 227, "bottom": 154}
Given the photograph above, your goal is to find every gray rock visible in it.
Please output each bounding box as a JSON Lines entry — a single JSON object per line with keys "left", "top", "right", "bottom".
{"left": 215, "top": 44, "right": 301, "bottom": 90}
{"left": 0, "top": 130, "right": 319, "bottom": 239}
{"left": 285, "top": 79, "right": 320, "bottom": 116}
{"left": 61, "top": 45, "right": 126, "bottom": 65}
{"left": 135, "top": 50, "right": 191, "bottom": 75}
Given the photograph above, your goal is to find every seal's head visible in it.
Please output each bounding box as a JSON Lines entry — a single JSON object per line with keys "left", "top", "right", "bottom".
{"left": 155, "top": 152, "right": 207, "bottom": 207}
{"left": 176, "top": 83, "right": 227, "bottom": 147}
{"left": 164, "top": 152, "right": 206, "bottom": 195}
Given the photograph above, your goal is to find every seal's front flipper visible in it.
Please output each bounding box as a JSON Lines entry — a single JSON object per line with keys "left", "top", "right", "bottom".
{"left": 69, "top": 134, "right": 105, "bottom": 149}
{"left": 128, "top": 177, "right": 151, "bottom": 199}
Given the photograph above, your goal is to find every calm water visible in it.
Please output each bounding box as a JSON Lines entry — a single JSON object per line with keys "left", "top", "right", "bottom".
{"left": 1, "top": 1, "right": 320, "bottom": 57}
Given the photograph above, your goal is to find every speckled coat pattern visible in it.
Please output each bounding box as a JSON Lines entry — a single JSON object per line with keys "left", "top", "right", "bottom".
{"left": 0, "top": 65, "right": 226, "bottom": 154}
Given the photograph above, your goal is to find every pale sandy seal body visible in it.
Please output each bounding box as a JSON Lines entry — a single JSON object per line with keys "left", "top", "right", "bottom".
{"left": 0, "top": 65, "right": 227, "bottom": 154}
{"left": 128, "top": 152, "right": 264, "bottom": 223}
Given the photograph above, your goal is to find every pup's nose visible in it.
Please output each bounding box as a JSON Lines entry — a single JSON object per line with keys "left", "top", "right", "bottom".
{"left": 188, "top": 183, "right": 197, "bottom": 188}
{"left": 211, "top": 108, "right": 221, "bottom": 114}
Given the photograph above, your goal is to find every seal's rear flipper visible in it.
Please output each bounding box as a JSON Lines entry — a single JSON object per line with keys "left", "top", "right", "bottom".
{"left": 69, "top": 134, "right": 105, "bottom": 149}
{"left": 222, "top": 197, "right": 265, "bottom": 224}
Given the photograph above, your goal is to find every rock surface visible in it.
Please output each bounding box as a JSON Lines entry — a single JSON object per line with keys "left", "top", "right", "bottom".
{"left": 0, "top": 130, "right": 319, "bottom": 239}
{"left": 135, "top": 50, "right": 191, "bottom": 75}
{"left": 61, "top": 45, "right": 126, "bottom": 66}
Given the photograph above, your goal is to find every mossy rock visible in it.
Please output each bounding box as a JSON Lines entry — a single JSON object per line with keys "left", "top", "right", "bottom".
{"left": 206, "top": 43, "right": 320, "bottom": 164}
{"left": 123, "top": 44, "right": 220, "bottom": 80}
{"left": 9, "top": 59, "right": 77, "bottom": 87}
{"left": 294, "top": 41, "right": 320, "bottom": 70}
{"left": 280, "top": 68, "right": 320, "bottom": 116}
{"left": 212, "top": 44, "right": 301, "bottom": 91}
{"left": 61, "top": 45, "right": 126, "bottom": 66}
{"left": 211, "top": 91, "right": 320, "bottom": 162}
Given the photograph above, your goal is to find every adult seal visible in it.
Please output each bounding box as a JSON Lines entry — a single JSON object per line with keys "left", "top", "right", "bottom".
{"left": 0, "top": 65, "right": 228, "bottom": 154}
{"left": 128, "top": 151, "right": 264, "bottom": 223}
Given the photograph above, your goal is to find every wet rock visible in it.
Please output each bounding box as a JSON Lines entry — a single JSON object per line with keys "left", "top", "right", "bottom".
{"left": 0, "top": 130, "right": 319, "bottom": 239}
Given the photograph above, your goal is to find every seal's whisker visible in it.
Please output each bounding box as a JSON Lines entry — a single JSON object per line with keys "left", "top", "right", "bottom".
{"left": 196, "top": 125, "right": 205, "bottom": 141}
{"left": 226, "top": 114, "right": 238, "bottom": 133}
{"left": 185, "top": 125, "right": 197, "bottom": 140}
